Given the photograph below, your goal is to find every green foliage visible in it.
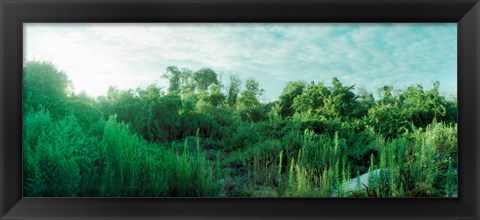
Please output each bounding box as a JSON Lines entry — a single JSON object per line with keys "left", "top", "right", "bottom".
{"left": 23, "top": 60, "right": 72, "bottom": 116}
{"left": 292, "top": 81, "right": 331, "bottom": 118}
{"left": 279, "top": 81, "right": 305, "bottom": 117}
{"left": 365, "top": 121, "right": 457, "bottom": 197}
{"left": 193, "top": 68, "right": 220, "bottom": 92}
{"left": 329, "top": 77, "right": 359, "bottom": 118}
{"left": 163, "top": 66, "right": 183, "bottom": 95}
{"left": 226, "top": 75, "right": 242, "bottom": 107}
{"left": 66, "top": 99, "right": 103, "bottom": 131}
{"left": 24, "top": 111, "right": 82, "bottom": 196}
{"left": 366, "top": 103, "right": 407, "bottom": 138}
{"left": 207, "top": 84, "right": 226, "bottom": 107}
{"left": 23, "top": 61, "right": 457, "bottom": 197}
{"left": 24, "top": 112, "right": 223, "bottom": 197}
{"left": 399, "top": 82, "right": 448, "bottom": 127}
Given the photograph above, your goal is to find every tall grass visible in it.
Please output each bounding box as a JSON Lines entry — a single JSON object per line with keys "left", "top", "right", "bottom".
{"left": 24, "top": 110, "right": 456, "bottom": 197}
{"left": 24, "top": 111, "right": 224, "bottom": 197}
{"left": 223, "top": 121, "right": 456, "bottom": 197}
{"left": 366, "top": 121, "right": 457, "bottom": 197}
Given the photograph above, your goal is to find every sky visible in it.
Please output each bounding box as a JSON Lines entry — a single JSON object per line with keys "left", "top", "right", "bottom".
{"left": 24, "top": 23, "right": 457, "bottom": 101}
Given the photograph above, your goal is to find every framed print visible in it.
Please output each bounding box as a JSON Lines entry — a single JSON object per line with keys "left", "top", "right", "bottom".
{"left": 1, "top": 0, "right": 479, "bottom": 219}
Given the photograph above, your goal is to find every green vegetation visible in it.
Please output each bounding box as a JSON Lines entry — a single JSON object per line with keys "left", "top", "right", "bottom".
{"left": 23, "top": 60, "right": 457, "bottom": 197}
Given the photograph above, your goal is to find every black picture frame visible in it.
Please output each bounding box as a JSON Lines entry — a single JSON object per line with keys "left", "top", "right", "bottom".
{"left": 1, "top": 0, "right": 479, "bottom": 219}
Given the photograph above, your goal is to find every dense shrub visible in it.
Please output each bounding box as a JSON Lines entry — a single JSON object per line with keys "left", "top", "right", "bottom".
{"left": 23, "top": 61, "right": 457, "bottom": 197}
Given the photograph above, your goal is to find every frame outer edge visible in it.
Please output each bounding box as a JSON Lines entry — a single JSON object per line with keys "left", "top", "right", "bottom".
{"left": 0, "top": 0, "right": 5, "bottom": 218}
{"left": 472, "top": 2, "right": 480, "bottom": 219}
{"left": 474, "top": 2, "right": 480, "bottom": 219}
{"left": 1, "top": 1, "right": 22, "bottom": 218}
{"left": 461, "top": 2, "right": 480, "bottom": 219}
{"left": 458, "top": 2, "right": 480, "bottom": 219}
{"left": 1, "top": 1, "right": 480, "bottom": 220}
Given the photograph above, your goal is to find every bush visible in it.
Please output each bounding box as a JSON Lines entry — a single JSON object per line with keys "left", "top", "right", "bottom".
{"left": 24, "top": 111, "right": 83, "bottom": 196}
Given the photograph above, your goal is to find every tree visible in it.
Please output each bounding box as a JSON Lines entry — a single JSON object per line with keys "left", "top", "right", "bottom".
{"left": 75, "top": 90, "right": 96, "bottom": 105}
{"left": 329, "top": 77, "right": 359, "bottom": 118}
{"left": 237, "top": 91, "right": 260, "bottom": 109}
{"left": 366, "top": 103, "right": 407, "bottom": 138}
{"left": 23, "top": 60, "right": 72, "bottom": 115}
{"left": 104, "top": 87, "right": 141, "bottom": 125}
{"left": 237, "top": 78, "right": 266, "bottom": 122}
{"left": 356, "top": 87, "right": 375, "bottom": 118}
{"left": 208, "top": 84, "right": 226, "bottom": 107}
{"left": 278, "top": 81, "right": 306, "bottom": 117}
{"left": 193, "top": 68, "right": 219, "bottom": 92}
{"left": 226, "top": 75, "right": 242, "bottom": 108}
{"left": 398, "top": 81, "right": 448, "bottom": 128}
{"left": 245, "top": 77, "right": 264, "bottom": 98}
{"left": 163, "top": 66, "right": 182, "bottom": 95}
{"left": 378, "top": 85, "right": 396, "bottom": 105}
{"left": 162, "top": 66, "right": 198, "bottom": 97}
{"left": 179, "top": 68, "right": 196, "bottom": 98}
{"left": 268, "top": 103, "right": 283, "bottom": 128}
{"left": 137, "top": 84, "right": 163, "bottom": 102}
{"left": 292, "top": 81, "right": 331, "bottom": 118}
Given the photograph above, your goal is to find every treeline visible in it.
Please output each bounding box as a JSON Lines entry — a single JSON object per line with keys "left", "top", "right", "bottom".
{"left": 23, "top": 60, "right": 457, "bottom": 197}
